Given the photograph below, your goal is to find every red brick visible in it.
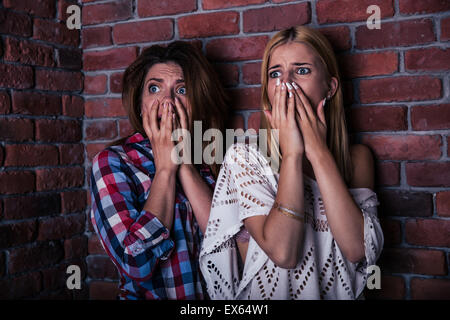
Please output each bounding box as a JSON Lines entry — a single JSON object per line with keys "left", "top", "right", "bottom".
{"left": 405, "top": 47, "right": 450, "bottom": 71}
{"left": 362, "top": 135, "right": 442, "bottom": 160}
{"left": 88, "top": 234, "right": 105, "bottom": 255}
{"left": 113, "top": 19, "right": 173, "bottom": 44}
{"left": 206, "top": 36, "right": 269, "bottom": 62}
{"left": 36, "top": 119, "right": 82, "bottom": 142}
{"left": 376, "top": 161, "right": 400, "bottom": 186}
{"left": 3, "top": 193, "right": 60, "bottom": 220}
{"left": 3, "top": 0, "right": 55, "bottom": 18}
{"left": 380, "top": 218, "right": 401, "bottom": 245}
{"left": 33, "top": 18, "right": 79, "bottom": 47}
{"left": 411, "top": 278, "right": 450, "bottom": 300}
{"left": 84, "top": 74, "right": 107, "bottom": 95}
{"left": 364, "top": 275, "right": 405, "bottom": 300}
{"left": 203, "top": 0, "right": 265, "bottom": 9}
{"left": 379, "top": 248, "right": 447, "bottom": 275}
{"left": 12, "top": 91, "right": 61, "bottom": 115}
{"left": 138, "top": 0, "right": 197, "bottom": 17}
{"left": 83, "top": 47, "right": 138, "bottom": 71}
{"left": 64, "top": 235, "right": 88, "bottom": 260}
{"left": 0, "top": 221, "right": 37, "bottom": 250}
{"left": 0, "top": 171, "right": 35, "bottom": 194}
{"left": 399, "top": 0, "right": 450, "bottom": 14}
{"left": 0, "top": 146, "right": 3, "bottom": 167}
{"left": 36, "top": 167, "right": 84, "bottom": 191}
{"left": 87, "top": 255, "right": 119, "bottom": 280}
{"left": 82, "top": 26, "right": 112, "bottom": 49}
{"left": 35, "top": 69, "right": 83, "bottom": 92}
{"left": 179, "top": 12, "right": 239, "bottom": 39}
{"left": 0, "top": 91, "right": 11, "bottom": 114}
{"left": 119, "top": 119, "right": 134, "bottom": 137}
{"left": 8, "top": 242, "right": 64, "bottom": 274}
{"left": 214, "top": 64, "right": 239, "bottom": 87}
{"left": 349, "top": 106, "right": 407, "bottom": 132}
{"left": 243, "top": 62, "right": 261, "bottom": 85}
{"left": 0, "top": 118, "right": 34, "bottom": 142}
{"left": 406, "top": 218, "right": 450, "bottom": 246}
{"left": 85, "top": 120, "right": 118, "bottom": 141}
{"left": 85, "top": 98, "right": 126, "bottom": 118}
{"left": 339, "top": 52, "right": 398, "bottom": 78}
{"left": 57, "top": 47, "right": 82, "bottom": 70}
{"left": 230, "top": 115, "right": 245, "bottom": 130}
{"left": 442, "top": 17, "right": 450, "bottom": 41}
{"left": 244, "top": 3, "right": 310, "bottom": 33}
{"left": 4, "top": 37, "right": 54, "bottom": 67}
{"left": 406, "top": 162, "right": 450, "bottom": 187}
{"left": 89, "top": 281, "right": 120, "bottom": 300}
{"left": 317, "top": 0, "right": 394, "bottom": 24}
{"left": 0, "top": 8, "right": 32, "bottom": 37}
{"left": 228, "top": 87, "right": 261, "bottom": 110}
{"left": 82, "top": 0, "right": 132, "bottom": 25}
{"left": 62, "top": 95, "right": 84, "bottom": 117}
{"left": 359, "top": 76, "right": 442, "bottom": 103}
{"left": 0, "top": 272, "right": 42, "bottom": 299}
{"left": 110, "top": 72, "right": 124, "bottom": 94}
{"left": 319, "top": 26, "right": 352, "bottom": 51}
{"left": 448, "top": 137, "right": 450, "bottom": 157}
{"left": 378, "top": 190, "right": 433, "bottom": 217}
{"left": 436, "top": 191, "right": 450, "bottom": 217}
{"left": 59, "top": 144, "right": 84, "bottom": 165}
{"left": 38, "top": 214, "right": 85, "bottom": 241}
{"left": 248, "top": 111, "right": 261, "bottom": 132}
{"left": 58, "top": 0, "right": 78, "bottom": 22}
{"left": 0, "top": 63, "right": 33, "bottom": 89}
{"left": 356, "top": 19, "right": 435, "bottom": 49}
{"left": 4, "top": 145, "right": 59, "bottom": 167}
{"left": 61, "top": 190, "right": 87, "bottom": 214}
{"left": 411, "top": 104, "right": 450, "bottom": 131}
{"left": 87, "top": 143, "right": 107, "bottom": 162}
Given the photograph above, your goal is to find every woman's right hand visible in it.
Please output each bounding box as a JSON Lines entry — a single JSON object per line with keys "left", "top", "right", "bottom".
{"left": 142, "top": 99, "right": 179, "bottom": 173}
{"left": 264, "top": 80, "right": 304, "bottom": 158}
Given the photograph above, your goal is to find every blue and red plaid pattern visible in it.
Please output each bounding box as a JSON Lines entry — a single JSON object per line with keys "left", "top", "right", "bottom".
{"left": 90, "top": 132, "right": 216, "bottom": 300}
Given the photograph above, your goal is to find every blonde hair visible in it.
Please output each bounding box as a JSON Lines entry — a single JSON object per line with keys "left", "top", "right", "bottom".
{"left": 260, "top": 26, "right": 353, "bottom": 184}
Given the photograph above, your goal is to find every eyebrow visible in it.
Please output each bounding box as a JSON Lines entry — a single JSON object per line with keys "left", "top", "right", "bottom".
{"left": 146, "top": 78, "right": 185, "bottom": 84}
{"left": 268, "top": 62, "right": 313, "bottom": 71}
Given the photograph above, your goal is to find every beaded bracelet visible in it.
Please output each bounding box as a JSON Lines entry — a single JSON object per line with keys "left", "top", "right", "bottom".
{"left": 273, "top": 201, "right": 305, "bottom": 222}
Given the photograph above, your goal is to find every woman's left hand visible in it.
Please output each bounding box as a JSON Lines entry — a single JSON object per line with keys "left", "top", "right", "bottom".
{"left": 291, "top": 82, "right": 328, "bottom": 162}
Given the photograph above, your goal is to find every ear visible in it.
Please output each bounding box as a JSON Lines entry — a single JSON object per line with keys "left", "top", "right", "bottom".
{"left": 328, "top": 76, "right": 339, "bottom": 99}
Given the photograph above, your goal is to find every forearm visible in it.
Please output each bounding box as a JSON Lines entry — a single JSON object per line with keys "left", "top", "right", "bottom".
{"left": 245, "top": 155, "right": 305, "bottom": 268}
{"left": 143, "top": 169, "right": 177, "bottom": 230}
{"left": 310, "top": 149, "right": 365, "bottom": 262}
{"left": 177, "top": 164, "right": 213, "bottom": 234}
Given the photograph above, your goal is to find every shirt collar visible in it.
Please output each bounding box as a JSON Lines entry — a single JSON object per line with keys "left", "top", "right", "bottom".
{"left": 125, "top": 132, "right": 149, "bottom": 145}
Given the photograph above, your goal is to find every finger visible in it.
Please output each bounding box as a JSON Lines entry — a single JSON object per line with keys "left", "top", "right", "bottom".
{"left": 142, "top": 103, "right": 152, "bottom": 139}
{"left": 272, "top": 78, "right": 280, "bottom": 127}
{"left": 149, "top": 99, "right": 160, "bottom": 134}
{"left": 286, "top": 83, "right": 295, "bottom": 122}
{"left": 294, "top": 83, "right": 315, "bottom": 119}
{"left": 291, "top": 82, "right": 308, "bottom": 122}
{"left": 174, "top": 97, "right": 188, "bottom": 131}
{"left": 166, "top": 103, "right": 173, "bottom": 139}
{"left": 264, "top": 110, "right": 273, "bottom": 127}
{"left": 160, "top": 101, "right": 168, "bottom": 134}
{"left": 317, "top": 98, "right": 327, "bottom": 125}
{"left": 278, "top": 81, "right": 287, "bottom": 125}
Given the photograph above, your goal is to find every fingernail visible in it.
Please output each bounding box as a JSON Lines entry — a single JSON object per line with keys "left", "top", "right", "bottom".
{"left": 292, "top": 82, "right": 298, "bottom": 89}
{"left": 286, "top": 82, "right": 293, "bottom": 90}
{"left": 281, "top": 82, "right": 286, "bottom": 90}
{"left": 288, "top": 91, "right": 292, "bottom": 98}
{"left": 323, "top": 98, "right": 327, "bottom": 107}
{"left": 276, "top": 78, "right": 280, "bottom": 86}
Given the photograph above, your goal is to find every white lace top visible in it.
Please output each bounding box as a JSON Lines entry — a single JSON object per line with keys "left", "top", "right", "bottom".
{"left": 199, "top": 143, "right": 384, "bottom": 300}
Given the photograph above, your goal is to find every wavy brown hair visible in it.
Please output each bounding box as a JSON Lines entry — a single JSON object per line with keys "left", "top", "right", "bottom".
{"left": 260, "top": 26, "right": 353, "bottom": 185}
{"left": 111, "top": 41, "right": 229, "bottom": 179}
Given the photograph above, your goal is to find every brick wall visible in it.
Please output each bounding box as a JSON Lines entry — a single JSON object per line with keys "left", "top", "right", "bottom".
{"left": 0, "top": 0, "right": 88, "bottom": 299}
{"left": 1, "top": 0, "right": 449, "bottom": 300}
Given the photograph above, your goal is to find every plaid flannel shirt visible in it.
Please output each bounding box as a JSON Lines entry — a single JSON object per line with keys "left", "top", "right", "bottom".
{"left": 90, "top": 133, "right": 216, "bottom": 300}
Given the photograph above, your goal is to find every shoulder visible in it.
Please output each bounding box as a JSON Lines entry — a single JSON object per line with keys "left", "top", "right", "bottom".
{"left": 349, "top": 144, "right": 375, "bottom": 190}
{"left": 92, "top": 146, "right": 126, "bottom": 175}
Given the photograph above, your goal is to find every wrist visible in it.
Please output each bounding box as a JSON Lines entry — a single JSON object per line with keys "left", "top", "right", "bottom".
{"left": 308, "top": 147, "right": 332, "bottom": 166}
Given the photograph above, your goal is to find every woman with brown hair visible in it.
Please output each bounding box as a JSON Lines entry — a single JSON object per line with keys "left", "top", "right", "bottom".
{"left": 200, "top": 26, "right": 384, "bottom": 299}
{"left": 90, "top": 41, "right": 228, "bottom": 300}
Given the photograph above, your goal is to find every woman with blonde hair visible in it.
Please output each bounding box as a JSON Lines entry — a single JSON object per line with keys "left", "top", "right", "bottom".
{"left": 199, "top": 26, "right": 384, "bottom": 300}
{"left": 90, "top": 41, "right": 228, "bottom": 299}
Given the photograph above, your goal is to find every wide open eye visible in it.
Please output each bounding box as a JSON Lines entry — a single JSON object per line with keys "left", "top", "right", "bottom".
{"left": 296, "top": 67, "right": 311, "bottom": 75}
{"left": 149, "top": 85, "right": 160, "bottom": 93}
{"left": 269, "top": 70, "right": 281, "bottom": 78}
{"left": 176, "top": 86, "right": 186, "bottom": 95}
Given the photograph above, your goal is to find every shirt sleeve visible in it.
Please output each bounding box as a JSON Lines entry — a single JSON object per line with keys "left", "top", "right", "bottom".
{"left": 90, "top": 148, "right": 175, "bottom": 282}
